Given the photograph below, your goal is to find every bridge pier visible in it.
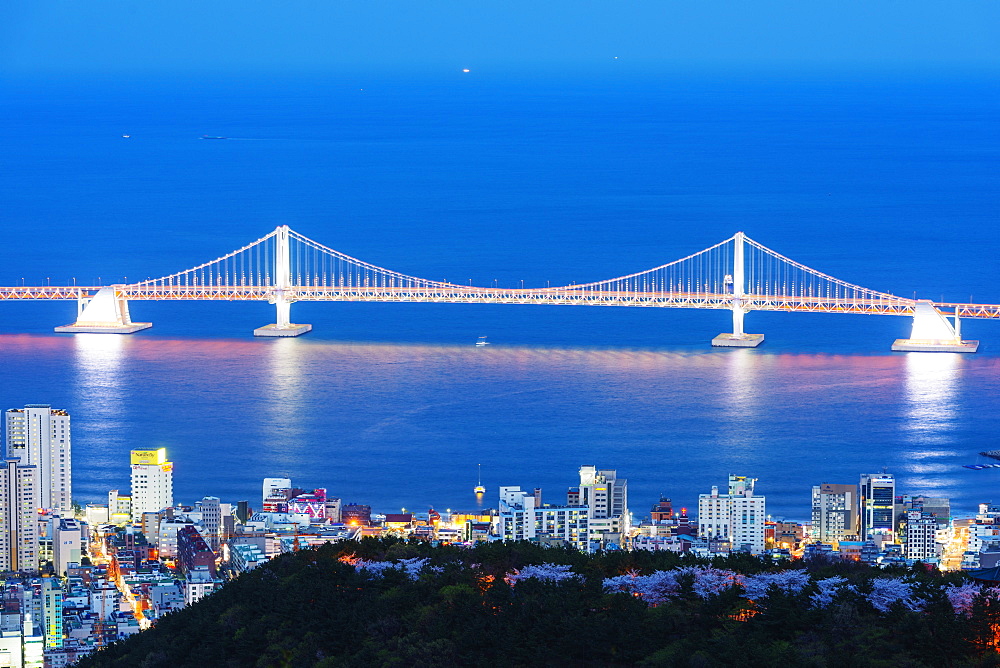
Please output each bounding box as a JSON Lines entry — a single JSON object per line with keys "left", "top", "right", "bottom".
{"left": 892, "top": 300, "right": 978, "bottom": 352}
{"left": 54, "top": 286, "right": 152, "bottom": 334}
{"left": 253, "top": 293, "right": 312, "bottom": 337}
{"left": 712, "top": 303, "right": 764, "bottom": 348}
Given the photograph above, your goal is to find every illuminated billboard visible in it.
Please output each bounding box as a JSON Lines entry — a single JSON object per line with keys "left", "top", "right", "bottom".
{"left": 131, "top": 448, "right": 167, "bottom": 465}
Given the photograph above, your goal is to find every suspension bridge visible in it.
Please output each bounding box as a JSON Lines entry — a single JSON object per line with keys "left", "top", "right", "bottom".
{"left": 1, "top": 225, "right": 996, "bottom": 352}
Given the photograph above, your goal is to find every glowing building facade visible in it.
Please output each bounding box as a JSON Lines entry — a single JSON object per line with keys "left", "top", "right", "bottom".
{"left": 0, "top": 458, "right": 40, "bottom": 572}
{"left": 130, "top": 449, "right": 173, "bottom": 522}
{"left": 4, "top": 404, "right": 71, "bottom": 512}
{"left": 698, "top": 475, "right": 766, "bottom": 555}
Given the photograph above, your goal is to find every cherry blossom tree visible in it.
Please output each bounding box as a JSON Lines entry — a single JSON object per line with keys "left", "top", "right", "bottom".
{"left": 740, "top": 570, "right": 811, "bottom": 599}
{"left": 946, "top": 583, "right": 986, "bottom": 616}
{"left": 867, "top": 578, "right": 923, "bottom": 612}
{"left": 811, "top": 576, "right": 851, "bottom": 608}
{"left": 603, "top": 569, "right": 681, "bottom": 605}
{"left": 505, "top": 563, "right": 579, "bottom": 586}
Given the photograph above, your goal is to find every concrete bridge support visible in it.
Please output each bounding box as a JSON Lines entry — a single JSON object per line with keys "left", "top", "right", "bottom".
{"left": 892, "top": 300, "right": 978, "bottom": 352}
{"left": 54, "top": 286, "right": 152, "bottom": 334}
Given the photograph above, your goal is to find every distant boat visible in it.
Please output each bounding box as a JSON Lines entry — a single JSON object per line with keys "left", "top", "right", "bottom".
{"left": 474, "top": 464, "right": 486, "bottom": 494}
{"left": 201, "top": 135, "right": 228, "bottom": 140}
{"left": 475, "top": 336, "right": 489, "bottom": 346}
{"left": 964, "top": 464, "right": 1000, "bottom": 470}
{"left": 121, "top": 134, "right": 131, "bottom": 138}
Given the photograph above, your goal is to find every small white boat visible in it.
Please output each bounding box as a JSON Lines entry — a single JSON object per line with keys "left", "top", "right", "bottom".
{"left": 475, "top": 336, "right": 489, "bottom": 346}
{"left": 474, "top": 464, "right": 486, "bottom": 494}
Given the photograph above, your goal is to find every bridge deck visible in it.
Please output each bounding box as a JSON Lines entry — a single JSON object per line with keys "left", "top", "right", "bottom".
{"left": 3, "top": 285, "right": 1000, "bottom": 318}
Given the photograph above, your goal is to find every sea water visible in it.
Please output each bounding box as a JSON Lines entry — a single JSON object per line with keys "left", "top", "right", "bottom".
{"left": 1, "top": 72, "right": 998, "bottom": 518}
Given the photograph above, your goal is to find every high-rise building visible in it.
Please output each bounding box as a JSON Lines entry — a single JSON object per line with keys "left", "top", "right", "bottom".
{"left": 902, "top": 510, "right": 940, "bottom": 562}
{"left": 859, "top": 473, "right": 896, "bottom": 540}
{"left": 568, "top": 466, "right": 630, "bottom": 547}
{"left": 0, "top": 458, "right": 40, "bottom": 572}
{"left": 236, "top": 500, "right": 251, "bottom": 524}
{"left": 177, "top": 525, "right": 216, "bottom": 576}
{"left": 811, "top": 483, "right": 857, "bottom": 544}
{"left": 196, "top": 496, "right": 222, "bottom": 551}
{"left": 130, "top": 449, "right": 173, "bottom": 522}
{"left": 568, "top": 466, "right": 628, "bottom": 521}
{"left": 698, "top": 475, "right": 766, "bottom": 555}
{"left": 498, "top": 486, "right": 537, "bottom": 542}
{"left": 4, "top": 404, "right": 71, "bottom": 512}
{"left": 40, "top": 578, "right": 63, "bottom": 649}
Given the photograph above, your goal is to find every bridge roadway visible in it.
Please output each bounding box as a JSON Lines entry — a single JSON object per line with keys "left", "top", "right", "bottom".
{"left": 3, "top": 284, "right": 1000, "bottom": 319}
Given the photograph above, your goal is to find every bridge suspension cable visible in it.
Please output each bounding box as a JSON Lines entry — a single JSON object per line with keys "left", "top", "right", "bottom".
{"left": 554, "top": 235, "right": 736, "bottom": 297}
{"left": 742, "top": 235, "right": 908, "bottom": 307}
{"left": 285, "top": 229, "right": 459, "bottom": 292}
{"left": 128, "top": 229, "right": 280, "bottom": 297}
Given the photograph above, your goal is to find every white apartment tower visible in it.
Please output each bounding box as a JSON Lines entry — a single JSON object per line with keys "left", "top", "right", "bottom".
{"left": 0, "top": 459, "right": 40, "bottom": 572}
{"left": 568, "top": 466, "right": 628, "bottom": 521}
{"left": 903, "top": 510, "right": 940, "bottom": 562}
{"left": 498, "top": 486, "right": 537, "bottom": 542}
{"left": 567, "top": 466, "right": 630, "bottom": 547}
{"left": 698, "top": 475, "right": 766, "bottom": 555}
{"left": 5, "top": 404, "right": 72, "bottom": 512}
{"left": 196, "top": 496, "right": 222, "bottom": 551}
{"left": 130, "top": 448, "right": 174, "bottom": 522}
{"left": 497, "top": 486, "right": 589, "bottom": 550}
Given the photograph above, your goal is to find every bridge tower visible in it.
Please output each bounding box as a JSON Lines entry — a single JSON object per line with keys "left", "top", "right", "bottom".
{"left": 253, "top": 225, "right": 312, "bottom": 337}
{"left": 54, "top": 286, "right": 152, "bottom": 334}
{"left": 711, "top": 231, "right": 764, "bottom": 348}
{"left": 891, "top": 301, "right": 978, "bottom": 352}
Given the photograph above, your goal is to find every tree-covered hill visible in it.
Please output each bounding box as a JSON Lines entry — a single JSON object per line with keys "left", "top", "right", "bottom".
{"left": 78, "top": 538, "right": 1000, "bottom": 668}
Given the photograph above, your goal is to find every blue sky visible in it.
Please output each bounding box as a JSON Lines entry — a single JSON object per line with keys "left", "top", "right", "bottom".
{"left": 3, "top": 1, "right": 999, "bottom": 77}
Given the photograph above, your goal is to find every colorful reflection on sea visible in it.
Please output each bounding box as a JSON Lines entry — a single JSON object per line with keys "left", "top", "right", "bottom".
{"left": 2, "top": 333, "right": 999, "bottom": 520}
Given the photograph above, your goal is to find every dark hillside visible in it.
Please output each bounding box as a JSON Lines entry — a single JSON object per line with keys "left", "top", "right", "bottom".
{"left": 78, "top": 538, "right": 1000, "bottom": 668}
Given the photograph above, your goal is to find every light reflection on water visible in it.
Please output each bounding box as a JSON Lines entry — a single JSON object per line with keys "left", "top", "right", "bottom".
{"left": 3, "top": 334, "right": 998, "bottom": 519}
{"left": 263, "top": 338, "right": 309, "bottom": 473}
{"left": 899, "top": 352, "right": 965, "bottom": 498}
{"left": 71, "top": 334, "right": 129, "bottom": 477}
{"left": 904, "top": 352, "right": 961, "bottom": 438}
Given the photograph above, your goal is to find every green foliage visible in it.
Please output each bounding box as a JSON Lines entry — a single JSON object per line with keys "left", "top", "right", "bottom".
{"left": 76, "top": 539, "right": 1000, "bottom": 668}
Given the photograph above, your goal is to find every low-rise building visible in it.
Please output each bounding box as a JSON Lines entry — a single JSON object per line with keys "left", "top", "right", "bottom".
{"left": 183, "top": 566, "right": 222, "bottom": 606}
{"left": 54, "top": 518, "right": 83, "bottom": 577}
